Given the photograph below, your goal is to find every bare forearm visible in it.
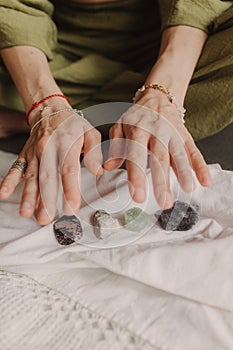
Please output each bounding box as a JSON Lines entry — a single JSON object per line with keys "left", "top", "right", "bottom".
{"left": 146, "top": 25, "right": 208, "bottom": 102}
{"left": 0, "top": 46, "right": 63, "bottom": 112}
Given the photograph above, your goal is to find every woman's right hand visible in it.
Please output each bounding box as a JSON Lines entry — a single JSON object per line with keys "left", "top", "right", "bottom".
{"left": 0, "top": 108, "right": 103, "bottom": 225}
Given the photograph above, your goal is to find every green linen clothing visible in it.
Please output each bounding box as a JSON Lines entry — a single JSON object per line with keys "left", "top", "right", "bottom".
{"left": 0, "top": 0, "right": 232, "bottom": 140}
{"left": 159, "top": 0, "right": 233, "bottom": 32}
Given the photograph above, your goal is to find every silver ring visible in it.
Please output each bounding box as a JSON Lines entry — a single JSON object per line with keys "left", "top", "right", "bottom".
{"left": 11, "top": 159, "right": 28, "bottom": 176}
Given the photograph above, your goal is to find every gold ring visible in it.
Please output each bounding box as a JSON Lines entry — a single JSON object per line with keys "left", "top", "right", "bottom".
{"left": 11, "top": 159, "right": 28, "bottom": 176}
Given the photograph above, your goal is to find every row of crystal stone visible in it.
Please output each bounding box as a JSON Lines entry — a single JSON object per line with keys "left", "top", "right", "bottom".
{"left": 53, "top": 201, "right": 198, "bottom": 245}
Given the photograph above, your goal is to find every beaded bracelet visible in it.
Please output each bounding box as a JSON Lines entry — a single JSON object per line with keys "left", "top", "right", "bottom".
{"left": 26, "top": 93, "right": 71, "bottom": 125}
{"left": 133, "top": 83, "right": 186, "bottom": 123}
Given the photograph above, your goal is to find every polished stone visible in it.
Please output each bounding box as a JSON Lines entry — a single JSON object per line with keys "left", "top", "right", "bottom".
{"left": 53, "top": 215, "right": 83, "bottom": 245}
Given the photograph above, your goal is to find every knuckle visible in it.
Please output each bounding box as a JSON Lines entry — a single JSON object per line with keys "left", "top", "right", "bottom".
{"left": 126, "top": 152, "right": 142, "bottom": 164}
{"left": 22, "top": 193, "right": 35, "bottom": 202}
{"left": 39, "top": 170, "right": 55, "bottom": 183}
{"left": 91, "top": 128, "right": 101, "bottom": 141}
{"left": 172, "top": 149, "right": 186, "bottom": 159}
{"left": 153, "top": 125, "right": 167, "bottom": 139}
{"left": 177, "top": 168, "right": 192, "bottom": 178}
{"left": 61, "top": 130, "right": 77, "bottom": 142}
{"left": 189, "top": 148, "right": 202, "bottom": 161}
{"left": 62, "top": 163, "right": 78, "bottom": 176}
{"left": 155, "top": 152, "right": 168, "bottom": 163}
{"left": 109, "top": 126, "right": 114, "bottom": 138}
{"left": 25, "top": 172, "right": 38, "bottom": 181}
{"left": 127, "top": 126, "right": 147, "bottom": 138}
{"left": 157, "top": 124, "right": 168, "bottom": 136}
{"left": 109, "top": 124, "right": 119, "bottom": 138}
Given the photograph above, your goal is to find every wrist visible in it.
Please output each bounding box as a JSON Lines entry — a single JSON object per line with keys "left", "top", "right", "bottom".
{"left": 30, "top": 106, "right": 79, "bottom": 134}
{"left": 145, "top": 26, "right": 207, "bottom": 102}
{"left": 134, "top": 83, "right": 186, "bottom": 123}
{"left": 27, "top": 94, "right": 71, "bottom": 126}
{"left": 145, "top": 55, "right": 190, "bottom": 103}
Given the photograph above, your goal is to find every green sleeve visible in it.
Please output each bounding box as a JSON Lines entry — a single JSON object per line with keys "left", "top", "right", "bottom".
{"left": 159, "top": 0, "right": 233, "bottom": 33}
{"left": 0, "top": 0, "right": 57, "bottom": 59}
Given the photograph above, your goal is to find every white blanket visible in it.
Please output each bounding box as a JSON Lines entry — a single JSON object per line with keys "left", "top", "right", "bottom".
{"left": 1, "top": 150, "right": 233, "bottom": 350}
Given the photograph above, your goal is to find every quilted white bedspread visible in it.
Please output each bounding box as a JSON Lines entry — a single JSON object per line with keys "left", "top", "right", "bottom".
{"left": 0, "top": 150, "right": 233, "bottom": 350}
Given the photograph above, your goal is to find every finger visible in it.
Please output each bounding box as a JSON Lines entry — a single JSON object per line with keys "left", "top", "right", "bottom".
{"left": 83, "top": 127, "right": 103, "bottom": 176}
{"left": 125, "top": 128, "right": 149, "bottom": 202}
{"left": 104, "top": 122, "right": 126, "bottom": 170}
{"left": 0, "top": 156, "right": 26, "bottom": 199}
{"left": 36, "top": 135, "right": 59, "bottom": 225}
{"left": 149, "top": 137, "right": 173, "bottom": 209}
{"left": 169, "top": 136, "right": 196, "bottom": 192}
{"left": 185, "top": 138, "right": 212, "bottom": 187}
{"left": 19, "top": 158, "right": 39, "bottom": 218}
{"left": 170, "top": 156, "right": 179, "bottom": 180}
{"left": 61, "top": 138, "right": 83, "bottom": 215}
{"left": 36, "top": 197, "right": 50, "bottom": 226}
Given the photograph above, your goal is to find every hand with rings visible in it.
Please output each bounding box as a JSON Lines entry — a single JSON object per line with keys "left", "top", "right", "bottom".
{"left": 0, "top": 106, "right": 103, "bottom": 225}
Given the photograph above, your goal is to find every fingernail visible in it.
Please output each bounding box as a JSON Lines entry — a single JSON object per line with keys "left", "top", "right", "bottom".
{"left": 40, "top": 208, "right": 49, "bottom": 219}
{"left": 134, "top": 188, "right": 146, "bottom": 202}
{"left": 21, "top": 201, "right": 31, "bottom": 209}
{"left": 189, "top": 179, "right": 196, "bottom": 192}
{"left": 104, "top": 160, "right": 114, "bottom": 170}
{"left": 37, "top": 208, "right": 52, "bottom": 225}
{"left": 64, "top": 200, "right": 76, "bottom": 214}
{"left": 183, "top": 176, "right": 196, "bottom": 192}
{"left": 159, "top": 191, "right": 173, "bottom": 208}
{"left": 67, "top": 200, "right": 74, "bottom": 208}
{"left": 96, "top": 165, "right": 104, "bottom": 176}
{"left": 203, "top": 175, "right": 212, "bottom": 187}
{"left": 0, "top": 186, "right": 8, "bottom": 193}
{"left": 164, "top": 192, "right": 173, "bottom": 208}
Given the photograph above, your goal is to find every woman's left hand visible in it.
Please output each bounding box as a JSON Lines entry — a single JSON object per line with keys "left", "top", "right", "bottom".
{"left": 104, "top": 90, "right": 212, "bottom": 209}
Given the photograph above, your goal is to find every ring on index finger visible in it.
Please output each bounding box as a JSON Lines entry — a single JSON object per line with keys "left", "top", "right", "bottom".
{"left": 10, "top": 159, "right": 28, "bottom": 176}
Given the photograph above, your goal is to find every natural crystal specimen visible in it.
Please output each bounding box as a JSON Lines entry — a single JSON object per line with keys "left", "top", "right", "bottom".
{"left": 155, "top": 200, "right": 198, "bottom": 231}
{"left": 53, "top": 215, "right": 83, "bottom": 245}
{"left": 93, "top": 209, "right": 121, "bottom": 239}
{"left": 124, "top": 207, "right": 150, "bottom": 232}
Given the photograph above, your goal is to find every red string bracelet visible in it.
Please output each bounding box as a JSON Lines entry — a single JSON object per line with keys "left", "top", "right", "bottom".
{"left": 26, "top": 93, "right": 71, "bottom": 125}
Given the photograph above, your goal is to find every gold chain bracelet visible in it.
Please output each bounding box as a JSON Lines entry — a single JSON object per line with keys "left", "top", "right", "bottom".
{"left": 133, "top": 83, "right": 186, "bottom": 123}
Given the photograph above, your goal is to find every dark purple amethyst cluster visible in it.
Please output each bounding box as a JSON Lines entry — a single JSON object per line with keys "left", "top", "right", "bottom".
{"left": 155, "top": 200, "right": 198, "bottom": 231}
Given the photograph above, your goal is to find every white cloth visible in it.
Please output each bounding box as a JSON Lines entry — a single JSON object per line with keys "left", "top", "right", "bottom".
{"left": 1, "top": 150, "right": 233, "bottom": 350}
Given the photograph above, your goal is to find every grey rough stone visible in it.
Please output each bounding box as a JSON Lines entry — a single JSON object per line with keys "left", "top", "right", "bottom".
{"left": 93, "top": 209, "right": 121, "bottom": 239}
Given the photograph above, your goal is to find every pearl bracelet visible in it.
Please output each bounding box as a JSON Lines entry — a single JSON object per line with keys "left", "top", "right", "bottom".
{"left": 133, "top": 83, "right": 186, "bottom": 123}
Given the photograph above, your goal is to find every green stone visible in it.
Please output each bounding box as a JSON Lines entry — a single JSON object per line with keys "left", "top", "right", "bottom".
{"left": 124, "top": 207, "right": 150, "bottom": 232}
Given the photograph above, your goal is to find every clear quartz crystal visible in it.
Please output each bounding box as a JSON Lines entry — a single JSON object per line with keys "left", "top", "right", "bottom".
{"left": 93, "top": 210, "right": 121, "bottom": 239}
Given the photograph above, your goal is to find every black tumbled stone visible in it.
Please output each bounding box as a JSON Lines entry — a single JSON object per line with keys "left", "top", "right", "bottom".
{"left": 53, "top": 215, "right": 83, "bottom": 245}
{"left": 155, "top": 200, "right": 198, "bottom": 231}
